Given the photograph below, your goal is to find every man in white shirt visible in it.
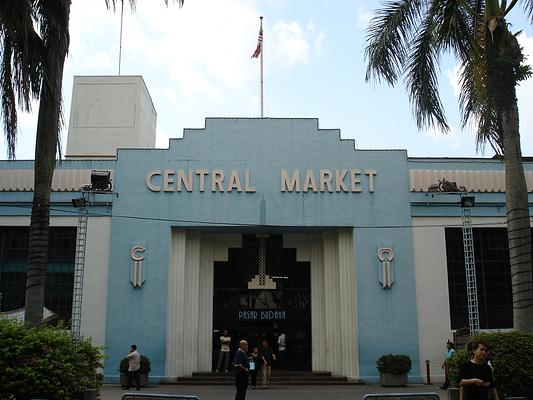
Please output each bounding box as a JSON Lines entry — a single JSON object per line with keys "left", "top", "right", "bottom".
{"left": 277, "top": 333, "right": 286, "bottom": 369}
{"left": 126, "top": 344, "right": 141, "bottom": 390}
{"left": 216, "top": 330, "right": 231, "bottom": 372}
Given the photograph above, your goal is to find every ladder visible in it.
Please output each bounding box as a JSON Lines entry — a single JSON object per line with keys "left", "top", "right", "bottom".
{"left": 461, "top": 206, "right": 480, "bottom": 333}
{"left": 71, "top": 190, "right": 90, "bottom": 343}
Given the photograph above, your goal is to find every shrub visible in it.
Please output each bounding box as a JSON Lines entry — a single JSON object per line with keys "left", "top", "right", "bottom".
{"left": 119, "top": 355, "right": 151, "bottom": 374}
{"left": 0, "top": 318, "right": 104, "bottom": 400}
{"left": 446, "top": 331, "right": 533, "bottom": 399}
{"left": 377, "top": 354, "right": 412, "bottom": 374}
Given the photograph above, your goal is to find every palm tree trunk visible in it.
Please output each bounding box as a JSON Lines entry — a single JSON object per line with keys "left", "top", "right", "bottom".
{"left": 24, "top": 1, "right": 70, "bottom": 328}
{"left": 502, "top": 100, "right": 533, "bottom": 333}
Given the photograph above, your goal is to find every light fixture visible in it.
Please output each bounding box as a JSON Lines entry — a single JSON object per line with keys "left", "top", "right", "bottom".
{"left": 91, "top": 170, "right": 112, "bottom": 191}
{"left": 460, "top": 196, "right": 475, "bottom": 208}
{"left": 72, "top": 197, "right": 87, "bottom": 208}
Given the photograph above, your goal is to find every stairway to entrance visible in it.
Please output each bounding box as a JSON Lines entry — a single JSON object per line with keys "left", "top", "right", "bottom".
{"left": 162, "top": 371, "right": 365, "bottom": 385}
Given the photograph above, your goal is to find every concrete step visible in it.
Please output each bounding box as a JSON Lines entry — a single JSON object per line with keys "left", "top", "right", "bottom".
{"left": 160, "top": 371, "right": 365, "bottom": 386}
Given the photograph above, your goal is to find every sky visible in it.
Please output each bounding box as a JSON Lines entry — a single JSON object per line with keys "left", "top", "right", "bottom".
{"left": 2, "top": 0, "right": 533, "bottom": 160}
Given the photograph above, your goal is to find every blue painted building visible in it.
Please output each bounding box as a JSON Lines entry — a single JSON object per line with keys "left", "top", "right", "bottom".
{"left": 0, "top": 76, "right": 527, "bottom": 383}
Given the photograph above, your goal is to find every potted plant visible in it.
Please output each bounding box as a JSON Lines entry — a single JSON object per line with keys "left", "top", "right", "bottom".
{"left": 119, "top": 355, "right": 151, "bottom": 388}
{"left": 445, "top": 346, "right": 469, "bottom": 400}
{"left": 377, "top": 354, "right": 412, "bottom": 386}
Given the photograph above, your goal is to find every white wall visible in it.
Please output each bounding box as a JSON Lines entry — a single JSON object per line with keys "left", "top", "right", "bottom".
{"left": 0, "top": 215, "right": 111, "bottom": 347}
{"left": 80, "top": 217, "right": 112, "bottom": 347}
{"left": 412, "top": 216, "right": 506, "bottom": 383}
{"left": 66, "top": 76, "right": 156, "bottom": 158}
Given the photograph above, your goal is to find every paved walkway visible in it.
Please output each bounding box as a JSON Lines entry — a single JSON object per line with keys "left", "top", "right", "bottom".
{"left": 101, "top": 384, "right": 449, "bottom": 400}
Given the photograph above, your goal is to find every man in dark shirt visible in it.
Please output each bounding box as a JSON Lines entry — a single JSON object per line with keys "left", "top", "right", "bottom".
{"left": 459, "top": 340, "right": 498, "bottom": 400}
{"left": 260, "top": 340, "right": 276, "bottom": 389}
{"left": 233, "top": 340, "right": 250, "bottom": 400}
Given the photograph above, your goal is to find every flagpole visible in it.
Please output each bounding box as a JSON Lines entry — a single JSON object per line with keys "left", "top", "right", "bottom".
{"left": 260, "top": 16, "right": 264, "bottom": 118}
{"left": 118, "top": 0, "right": 124, "bottom": 75}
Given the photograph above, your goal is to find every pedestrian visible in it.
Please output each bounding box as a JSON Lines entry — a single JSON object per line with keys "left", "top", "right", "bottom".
{"left": 233, "top": 340, "right": 250, "bottom": 400}
{"left": 125, "top": 344, "right": 141, "bottom": 391}
{"left": 277, "top": 332, "right": 286, "bottom": 369}
{"left": 440, "top": 340, "right": 455, "bottom": 389}
{"left": 249, "top": 346, "right": 260, "bottom": 389}
{"left": 458, "top": 340, "right": 498, "bottom": 400}
{"left": 216, "top": 330, "right": 231, "bottom": 372}
{"left": 260, "top": 339, "right": 276, "bottom": 389}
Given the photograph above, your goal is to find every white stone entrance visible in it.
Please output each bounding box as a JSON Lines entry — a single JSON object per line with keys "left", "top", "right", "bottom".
{"left": 165, "top": 229, "right": 358, "bottom": 379}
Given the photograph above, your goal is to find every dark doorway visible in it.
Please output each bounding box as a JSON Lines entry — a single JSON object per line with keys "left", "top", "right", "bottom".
{"left": 213, "top": 234, "right": 311, "bottom": 371}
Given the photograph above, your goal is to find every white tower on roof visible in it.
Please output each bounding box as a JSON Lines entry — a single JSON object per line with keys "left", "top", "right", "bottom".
{"left": 65, "top": 75, "right": 157, "bottom": 159}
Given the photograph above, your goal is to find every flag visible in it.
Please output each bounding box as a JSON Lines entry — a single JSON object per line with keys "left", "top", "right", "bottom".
{"left": 251, "top": 24, "right": 263, "bottom": 58}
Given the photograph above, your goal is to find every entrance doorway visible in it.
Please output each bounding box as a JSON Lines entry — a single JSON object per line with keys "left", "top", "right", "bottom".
{"left": 212, "top": 234, "right": 311, "bottom": 370}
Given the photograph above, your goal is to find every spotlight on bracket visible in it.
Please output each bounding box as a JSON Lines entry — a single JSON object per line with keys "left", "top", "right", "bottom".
{"left": 460, "top": 196, "right": 475, "bottom": 208}
{"left": 72, "top": 197, "right": 87, "bottom": 208}
{"left": 90, "top": 170, "right": 112, "bottom": 191}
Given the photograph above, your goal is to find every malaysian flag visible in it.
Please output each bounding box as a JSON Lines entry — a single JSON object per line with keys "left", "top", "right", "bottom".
{"left": 251, "top": 24, "right": 263, "bottom": 58}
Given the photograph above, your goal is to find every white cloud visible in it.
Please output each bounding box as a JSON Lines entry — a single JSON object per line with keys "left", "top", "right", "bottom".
{"left": 424, "top": 125, "right": 459, "bottom": 140}
{"left": 356, "top": 7, "right": 373, "bottom": 29}
{"left": 315, "top": 31, "right": 326, "bottom": 57}
{"left": 272, "top": 20, "right": 310, "bottom": 67}
{"left": 306, "top": 19, "right": 316, "bottom": 33}
{"left": 446, "top": 65, "right": 462, "bottom": 98}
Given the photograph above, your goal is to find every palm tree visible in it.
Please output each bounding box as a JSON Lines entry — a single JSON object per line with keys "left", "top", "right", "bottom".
{"left": 0, "top": 0, "right": 183, "bottom": 328}
{"left": 365, "top": 0, "right": 533, "bottom": 332}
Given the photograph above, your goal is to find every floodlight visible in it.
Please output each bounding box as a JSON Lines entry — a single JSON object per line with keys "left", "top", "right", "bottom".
{"left": 91, "top": 170, "right": 112, "bottom": 191}
{"left": 460, "top": 196, "right": 475, "bottom": 208}
{"left": 72, "top": 198, "right": 87, "bottom": 208}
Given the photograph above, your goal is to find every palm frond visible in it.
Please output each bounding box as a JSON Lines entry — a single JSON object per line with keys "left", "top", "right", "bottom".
{"left": 404, "top": 2, "right": 449, "bottom": 132}
{"left": 520, "top": 0, "right": 533, "bottom": 22}
{"left": 33, "top": 0, "right": 71, "bottom": 160}
{"left": 434, "top": 0, "right": 475, "bottom": 61}
{"left": 459, "top": 38, "right": 503, "bottom": 154}
{"left": 365, "top": 0, "right": 427, "bottom": 85}
{"left": 104, "top": 0, "right": 184, "bottom": 12}
{"left": 0, "top": 0, "right": 44, "bottom": 159}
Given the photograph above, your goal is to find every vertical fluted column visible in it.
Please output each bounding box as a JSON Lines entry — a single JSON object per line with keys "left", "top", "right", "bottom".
{"left": 323, "top": 231, "right": 341, "bottom": 375}
{"left": 337, "top": 229, "right": 358, "bottom": 379}
{"left": 166, "top": 229, "right": 187, "bottom": 377}
{"left": 183, "top": 231, "right": 201, "bottom": 374}
{"left": 198, "top": 233, "right": 215, "bottom": 371}
{"left": 310, "top": 232, "right": 327, "bottom": 371}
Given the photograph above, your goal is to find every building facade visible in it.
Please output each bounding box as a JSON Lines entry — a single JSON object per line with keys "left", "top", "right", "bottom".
{"left": 0, "top": 76, "right": 529, "bottom": 383}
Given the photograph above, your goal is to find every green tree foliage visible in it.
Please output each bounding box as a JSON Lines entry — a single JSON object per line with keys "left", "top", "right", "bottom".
{"left": 0, "top": 319, "right": 104, "bottom": 400}
{"left": 376, "top": 354, "right": 412, "bottom": 374}
{"left": 365, "top": 0, "right": 533, "bottom": 332}
{"left": 447, "top": 331, "right": 533, "bottom": 399}
{"left": 119, "top": 355, "right": 152, "bottom": 374}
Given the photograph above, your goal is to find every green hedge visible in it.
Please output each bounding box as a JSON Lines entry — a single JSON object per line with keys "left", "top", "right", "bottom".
{"left": 0, "top": 318, "right": 104, "bottom": 400}
{"left": 447, "top": 331, "right": 533, "bottom": 399}
{"left": 377, "top": 354, "right": 412, "bottom": 374}
{"left": 119, "top": 355, "right": 151, "bottom": 374}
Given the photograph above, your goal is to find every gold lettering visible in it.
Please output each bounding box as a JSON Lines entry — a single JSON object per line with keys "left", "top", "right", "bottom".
{"left": 212, "top": 170, "right": 225, "bottom": 192}
{"left": 303, "top": 170, "right": 318, "bottom": 193}
{"left": 227, "top": 169, "right": 242, "bottom": 192}
{"left": 163, "top": 170, "right": 175, "bottom": 192}
{"left": 146, "top": 170, "right": 161, "bottom": 192}
{"left": 177, "top": 170, "right": 193, "bottom": 192}
{"left": 350, "top": 169, "right": 362, "bottom": 192}
{"left": 245, "top": 170, "right": 256, "bottom": 192}
{"left": 196, "top": 169, "right": 209, "bottom": 192}
{"left": 280, "top": 170, "right": 300, "bottom": 192}
{"left": 365, "top": 170, "right": 377, "bottom": 193}
{"left": 335, "top": 169, "right": 348, "bottom": 192}
{"left": 320, "top": 169, "right": 333, "bottom": 192}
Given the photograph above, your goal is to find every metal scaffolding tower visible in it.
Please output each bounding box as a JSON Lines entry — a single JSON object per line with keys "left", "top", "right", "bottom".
{"left": 461, "top": 204, "right": 480, "bottom": 333}
{"left": 71, "top": 189, "right": 90, "bottom": 343}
